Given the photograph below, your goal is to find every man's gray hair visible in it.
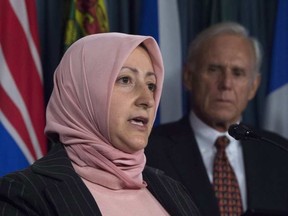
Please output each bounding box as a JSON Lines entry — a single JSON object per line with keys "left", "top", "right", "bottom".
{"left": 187, "top": 22, "right": 263, "bottom": 74}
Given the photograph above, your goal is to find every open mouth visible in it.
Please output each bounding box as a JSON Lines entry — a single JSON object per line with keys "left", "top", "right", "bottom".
{"left": 130, "top": 117, "right": 148, "bottom": 126}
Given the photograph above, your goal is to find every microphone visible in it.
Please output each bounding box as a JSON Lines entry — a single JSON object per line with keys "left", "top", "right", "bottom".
{"left": 228, "top": 124, "right": 259, "bottom": 140}
{"left": 228, "top": 123, "right": 288, "bottom": 153}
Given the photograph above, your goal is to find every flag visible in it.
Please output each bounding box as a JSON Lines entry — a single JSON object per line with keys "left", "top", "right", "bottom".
{"left": 263, "top": 0, "right": 288, "bottom": 139}
{"left": 139, "top": 0, "right": 183, "bottom": 125}
{"left": 0, "top": 0, "right": 46, "bottom": 176}
{"left": 64, "top": 0, "right": 109, "bottom": 50}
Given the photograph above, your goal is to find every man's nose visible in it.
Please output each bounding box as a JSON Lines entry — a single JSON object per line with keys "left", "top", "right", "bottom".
{"left": 219, "top": 71, "right": 233, "bottom": 89}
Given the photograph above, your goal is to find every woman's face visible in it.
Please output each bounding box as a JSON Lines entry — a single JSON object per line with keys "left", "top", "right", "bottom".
{"left": 109, "top": 46, "right": 157, "bottom": 153}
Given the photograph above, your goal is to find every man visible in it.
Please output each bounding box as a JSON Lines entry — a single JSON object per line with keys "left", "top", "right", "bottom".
{"left": 146, "top": 22, "right": 288, "bottom": 216}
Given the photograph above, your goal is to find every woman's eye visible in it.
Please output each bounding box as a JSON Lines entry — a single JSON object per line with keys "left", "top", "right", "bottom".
{"left": 148, "top": 83, "right": 157, "bottom": 92}
{"left": 118, "top": 76, "right": 131, "bottom": 84}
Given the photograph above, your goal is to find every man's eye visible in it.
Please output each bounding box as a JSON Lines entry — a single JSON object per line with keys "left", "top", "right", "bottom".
{"left": 148, "top": 83, "right": 157, "bottom": 92}
{"left": 233, "top": 68, "right": 245, "bottom": 77}
{"left": 208, "top": 66, "right": 219, "bottom": 73}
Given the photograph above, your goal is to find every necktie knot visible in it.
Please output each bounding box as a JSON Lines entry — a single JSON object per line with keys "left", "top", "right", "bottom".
{"left": 215, "top": 136, "right": 230, "bottom": 151}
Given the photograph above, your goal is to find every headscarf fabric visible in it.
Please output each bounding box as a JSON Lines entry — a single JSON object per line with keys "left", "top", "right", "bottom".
{"left": 45, "top": 33, "right": 164, "bottom": 189}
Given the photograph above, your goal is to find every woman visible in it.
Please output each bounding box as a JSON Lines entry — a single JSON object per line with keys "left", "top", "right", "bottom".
{"left": 0, "top": 33, "right": 200, "bottom": 215}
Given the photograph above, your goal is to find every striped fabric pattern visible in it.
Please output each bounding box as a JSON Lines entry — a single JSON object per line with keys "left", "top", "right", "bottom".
{"left": 0, "top": 144, "right": 200, "bottom": 216}
{"left": 0, "top": 0, "right": 46, "bottom": 176}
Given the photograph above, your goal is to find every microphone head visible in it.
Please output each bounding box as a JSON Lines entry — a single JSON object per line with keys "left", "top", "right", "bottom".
{"left": 228, "top": 123, "right": 259, "bottom": 140}
{"left": 229, "top": 123, "right": 288, "bottom": 153}
{"left": 228, "top": 124, "right": 243, "bottom": 140}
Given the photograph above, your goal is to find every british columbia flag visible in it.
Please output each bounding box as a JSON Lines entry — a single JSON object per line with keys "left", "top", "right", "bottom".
{"left": 0, "top": 0, "right": 46, "bottom": 176}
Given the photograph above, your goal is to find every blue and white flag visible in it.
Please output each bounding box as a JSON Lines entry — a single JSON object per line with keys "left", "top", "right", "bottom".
{"left": 264, "top": 0, "right": 288, "bottom": 139}
{"left": 139, "top": 0, "right": 183, "bottom": 125}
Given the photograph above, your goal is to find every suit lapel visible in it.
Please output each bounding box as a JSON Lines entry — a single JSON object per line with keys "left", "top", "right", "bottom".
{"left": 166, "top": 117, "right": 220, "bottom": 216}
{"left": 31, "top": 144, "right": 102, "bottom": 216}
{"left": 43, "top": 180, "right": 101, "bottom": 215}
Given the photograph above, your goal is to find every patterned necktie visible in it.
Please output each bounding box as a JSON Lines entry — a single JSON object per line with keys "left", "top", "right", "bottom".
{"left": 213, "top": 136, "right": 243, "bottom": 216}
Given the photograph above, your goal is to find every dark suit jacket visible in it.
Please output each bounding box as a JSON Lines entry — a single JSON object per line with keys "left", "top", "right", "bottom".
{"left": 0, "top": 143, "right": 200, "bottom": 216}
{"left": 146, "top": 116, "right": 288, "bottom": 216}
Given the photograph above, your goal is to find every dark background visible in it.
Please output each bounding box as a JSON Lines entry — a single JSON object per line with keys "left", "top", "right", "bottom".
{"left": 36, "top": 0, "right": 279, "bottom": 128}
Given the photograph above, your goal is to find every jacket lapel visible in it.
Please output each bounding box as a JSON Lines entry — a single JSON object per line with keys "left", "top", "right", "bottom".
{"left": 31, "top": 144, "right": 102, "bottom": 216}
{"left": 166, "top": 117, "right": 220, "bottom": 216}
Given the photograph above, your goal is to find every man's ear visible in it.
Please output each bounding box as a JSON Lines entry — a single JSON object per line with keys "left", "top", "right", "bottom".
{"left": 248, "top": 73, "right": 261, "bottom": 100}
{"left": 183, "top": 64, "right": 193, "bottom": 91}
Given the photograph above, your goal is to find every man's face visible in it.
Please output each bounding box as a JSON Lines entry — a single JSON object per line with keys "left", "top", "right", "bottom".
{"left": 184, "top": 34, "right": 261, "bottom": 131}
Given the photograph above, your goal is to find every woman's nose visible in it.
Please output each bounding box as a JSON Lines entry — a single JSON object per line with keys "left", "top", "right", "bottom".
{"left": 135, "top": 85, "right": 155, "bottom": 109}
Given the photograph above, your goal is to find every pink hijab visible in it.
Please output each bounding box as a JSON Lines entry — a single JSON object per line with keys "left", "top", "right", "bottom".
{"left": 44, "top": 33, "right": 164, "bottom": 190}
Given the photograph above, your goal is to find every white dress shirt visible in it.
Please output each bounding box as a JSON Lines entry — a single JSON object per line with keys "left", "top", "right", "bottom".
{"left": 189, "top": 111, "right": 247, "bottom": 211}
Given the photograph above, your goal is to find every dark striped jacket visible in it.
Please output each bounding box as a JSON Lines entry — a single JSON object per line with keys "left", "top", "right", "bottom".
{"left": 0, "top": 144, "right": 200, "bottom": 216}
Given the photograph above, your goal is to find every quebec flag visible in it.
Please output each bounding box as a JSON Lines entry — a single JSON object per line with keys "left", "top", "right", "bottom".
{"left": 264, "top": 0, "right": 288, "bottom": 139}
{"left": 138, "top": 0, "right": 183, "bottom": 125}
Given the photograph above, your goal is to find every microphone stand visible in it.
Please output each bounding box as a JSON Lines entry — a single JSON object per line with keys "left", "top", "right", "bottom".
{"left": 228, "top": 123, "right": 288, "bottom": 153}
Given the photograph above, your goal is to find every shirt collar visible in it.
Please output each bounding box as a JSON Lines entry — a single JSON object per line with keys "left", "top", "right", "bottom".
{"left": 189, "top": 111, "right": 241, "bottom": 151}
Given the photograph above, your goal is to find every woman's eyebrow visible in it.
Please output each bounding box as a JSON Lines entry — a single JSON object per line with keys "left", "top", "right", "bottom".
{"left": 121, "top": 66, "right": 156, "bottom": 78}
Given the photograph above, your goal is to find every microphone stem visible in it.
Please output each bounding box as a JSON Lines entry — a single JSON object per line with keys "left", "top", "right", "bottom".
{"left": 261, "top": 137, "right": 288, "bottom": 153}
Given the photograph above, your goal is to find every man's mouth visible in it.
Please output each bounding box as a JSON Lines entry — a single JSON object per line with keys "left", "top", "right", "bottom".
{"left": 216, "top": 97, "right": 233, "bottom": 103}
